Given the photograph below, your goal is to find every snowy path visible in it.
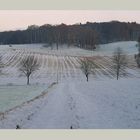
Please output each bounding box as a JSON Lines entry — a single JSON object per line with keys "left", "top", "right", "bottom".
{"left": 24, "top": 82, "right": 79, "bottom": 128}
{"left": 22, "top": 79, "right": 140, "bottom": 129}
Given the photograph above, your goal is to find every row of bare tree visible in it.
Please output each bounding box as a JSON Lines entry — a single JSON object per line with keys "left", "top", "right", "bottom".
{"left": 80, "top": 47, "right": 128, "bottom": 81}
{"left": 81, "top": 39, "right": 140, "bottom": 82}
{"left": 19, "top": 48, "right": 128, "bottom": 84}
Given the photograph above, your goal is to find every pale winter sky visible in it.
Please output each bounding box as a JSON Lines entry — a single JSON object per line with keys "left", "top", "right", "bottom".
{"left": 0, "top": 10, "right": 140, "bottom": 31}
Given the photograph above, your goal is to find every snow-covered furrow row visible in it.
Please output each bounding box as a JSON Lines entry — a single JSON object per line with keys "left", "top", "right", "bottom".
{"left": 66, "top": 56, "right": 76, "bottom": 78}
{"left": 127, "top": 56, "right": 137, "bottom": 69}
{"left": 46, "top": 54, "right": 54, "bottom": 80}
{"left": 103, "top": 56, "right": 137, "bottom": 74}
{"left": 46, "top": 55, "right": 56, "bottom": 81}
{"left": 60, "top": 56, "right": 66, "bottom": 80}
{"left": 43, "top": 54, "right": 48, "bottom": 71}
{"left": 95, "top": 57, "right": 114, "bottom": 72}
{"left": 31, "top": 53, "right": 42, "bottom": 78}
{"left": 10, "top": 50, "right": 26, "bottom": 68}
{"left": 61, "top": 56, "right": 69, "bottom": 78}
{"left": 1, "top": 47, "right": 138, "bottom": 81}
{"left": 70, "top": 57, "right": 79, "bottom": 68}
{"left": 98, "top": 57, "right": 116, "bottom": 77}
{"left": 86, "top": 58, "right": 105, "bottom": 79}
{"left": 35, "top": 53, "right": 48, "bottom": 79}
{"left": 43, "top": 54, "right": 50, "bottom": 80}
{"left": 15, "top": 48, "right": 30, "bottom": 55}
{"left": 49, "top": 54, "right": 57, "bottom": 81}
{"left": 52, "top": 55, "right": 58, "bottom": 79}
{"left": 9, "top": 50, "right": 25, "bottom": 66}
{"left": 6, "top": 52, "right": 20, "bottom": 66}
{"left": 93, "top": 59, "right": 115, "bottom": 78}
{"left": 68, "top": 57, "right": 79, "bottom": 78}
{"left": 42, "top": 54, "right": 47, "bottom": 68}
{"left": 71, "top": 57, "right": 83, "bottom": 78}
{"left": 57, "top": 56, "right": 63, "bottom": 81}
{"left": 97, "top": 56, "right": 135, "bottom": 78}
{"left": 65, "top": 57, "right": 72, "bottom": 78}
{"left": 93, "top": 68, "right": 108, "bottom": 79}
{"left": 2, "top": 50, "right": 19, "bottom": 66}
{"left": 65, "top": 56, "right": 75, "bottom": 78}
{"left": 100, "top": 57, "right": 113, "bottom": 67}
{"left": 0, "top": 51, "right": 6, "bottom": 58}
{"left": 73, "top": 56, "right": 81, "bottom": 65}
{"left": 53, "top": 55, "right": 58, "bottom": 80}
{"left": 1, "top": 51, "right": 12, "bottom": 63}
{"left": 39, "top": 54, "right": 47, "bottom": 78}
{"left": 38, "top": 54, "right": 47, "bottom": 77}
{"left": 45, "top": 55, "right": 55, "bottom": 82}
{"left": 103, "top": 57, "right": 134, "bottom": 77}
{"left": 5, "top": 51, "right": 31, "bottom": 77}
{"left": 68, "top": 57, "right": 77, "bottom": 78}
{"left": 63, "top": 56, "right": 70, "bottom": 77}
{"left": 5, "top": 54, "right": 23, "bottom": 76}
{"left": 2, "top": 51, "right": 21, "bottom": 75}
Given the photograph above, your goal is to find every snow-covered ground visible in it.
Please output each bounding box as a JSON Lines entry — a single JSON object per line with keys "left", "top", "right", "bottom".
{"left": 0, "top": 41, "right": 138, "bottom": 57}
{"left": 0, "top": 79, "right": 140, "bottom": 129}
{"left": 0, "top": 85, "right": 48, "bottom": 112}
{"left": 0, "top": 41, "right": 140, "bottom": 129}
{"left": 0, "top": 41, "right": 138, "bottom": 85}
{"left": 23, "top": 78, "right": 140, "bottom": 129}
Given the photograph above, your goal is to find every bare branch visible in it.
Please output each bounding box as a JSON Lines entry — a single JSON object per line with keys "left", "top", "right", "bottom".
{"left": 19, "top": 55, "right": 40, "bottom": 85}
{"left": 79, "top": 58, "right": 96, "bottom": 82}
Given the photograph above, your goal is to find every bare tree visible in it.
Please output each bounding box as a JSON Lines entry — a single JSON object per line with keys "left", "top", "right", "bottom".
{"left": 79, "top": 58, "right": 93, "bottom": 82}
{"left": 19, "top": 55, "right": 40, "bottom": 85}
{"left": 112, "top": 47, "right": 127, "bottom": 80}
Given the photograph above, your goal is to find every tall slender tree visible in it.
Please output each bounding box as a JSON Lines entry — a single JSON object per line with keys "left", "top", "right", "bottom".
{"left": 112, "top": 47, "right": 127, "bottom": 80}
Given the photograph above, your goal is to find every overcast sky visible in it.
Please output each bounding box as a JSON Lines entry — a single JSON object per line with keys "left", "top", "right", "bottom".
{"left": 0, "top": 10, "right": 140, "bottom": 31}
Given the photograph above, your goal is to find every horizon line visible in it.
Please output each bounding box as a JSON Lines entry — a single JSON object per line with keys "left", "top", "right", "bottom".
{"left": 0, "top": 20, "right": 139, "bottom": 32}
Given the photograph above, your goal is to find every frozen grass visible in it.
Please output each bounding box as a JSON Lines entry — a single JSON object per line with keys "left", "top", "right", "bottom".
{"left": 0, "top": 85, "right": 47, "bottom": 112}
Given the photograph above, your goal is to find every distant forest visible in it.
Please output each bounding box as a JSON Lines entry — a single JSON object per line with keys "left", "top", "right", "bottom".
{"left": 0, "top": 21, "right": 140, "bottom": 50}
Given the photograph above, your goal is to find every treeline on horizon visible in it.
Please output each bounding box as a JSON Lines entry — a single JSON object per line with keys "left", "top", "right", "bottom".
{"left": 0, "top": 21, "right": 140, "bottom": 50}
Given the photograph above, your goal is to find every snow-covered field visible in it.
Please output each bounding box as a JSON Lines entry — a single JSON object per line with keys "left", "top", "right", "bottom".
{"left": 23, "top": 79, "right": 140, "bottom": 129}
{"left": 0, "top": 41, "right": 139, "bottom": 85}
{"left": 0, "top": 85, "right": 48, "bottom": 112}
{"left": 0, "top": 41, "right": 140, "bottom": 129}
{"left": 0, "top": 41, "right": 138, "bottom": 57}
{"left": 0, "top": 79, "right": 140, "bottom": 129}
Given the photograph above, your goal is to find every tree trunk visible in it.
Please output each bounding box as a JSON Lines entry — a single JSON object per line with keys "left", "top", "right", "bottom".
{"left": 27, "top": 76, "right": 30, "bottom": 85}
{"left": 117, "top": 68, "right": 119, "bottom": 80}
{"left": 86, "top": 74, "right": 88, "bottom": 82}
